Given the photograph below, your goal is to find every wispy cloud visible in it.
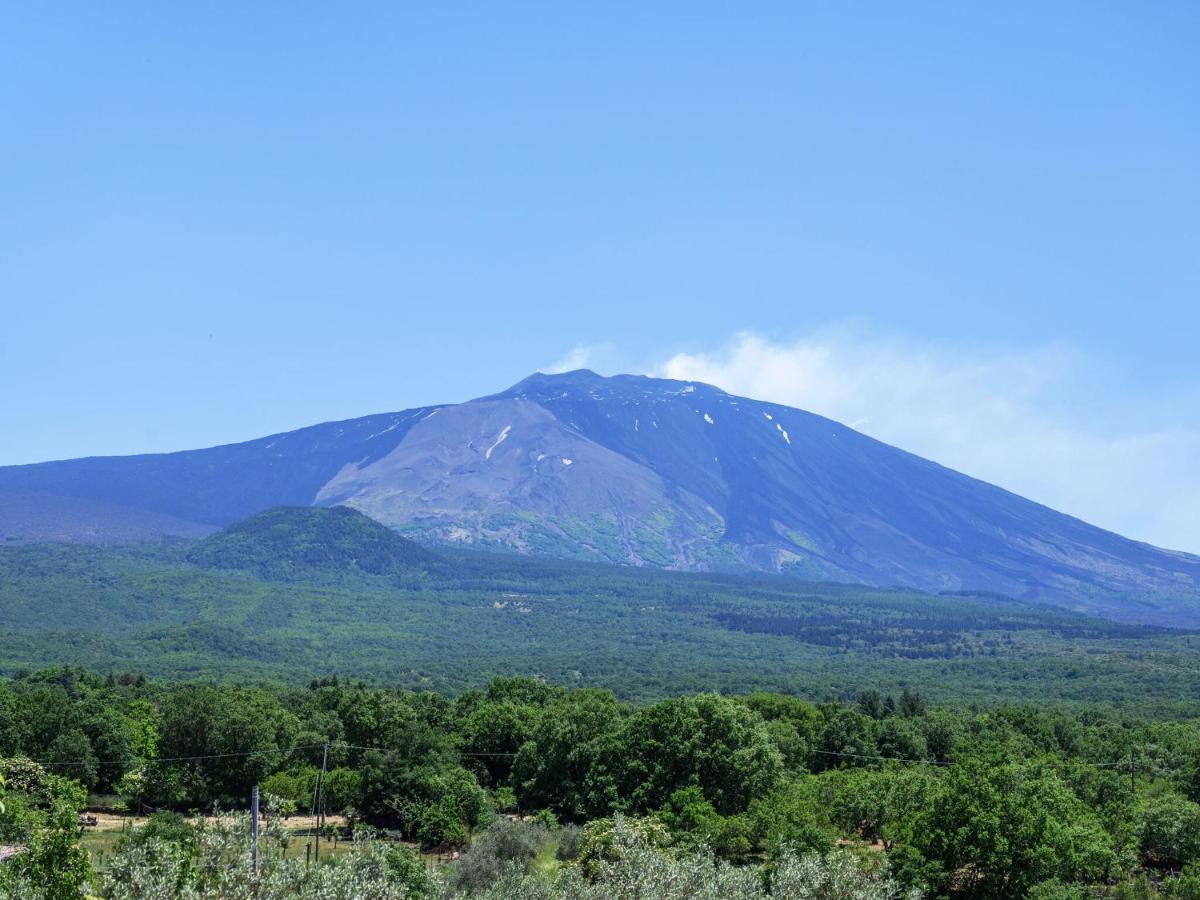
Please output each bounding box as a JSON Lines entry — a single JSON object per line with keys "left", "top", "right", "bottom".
{"left": 624, "top": 327, "right": 1198, "bottom": 553}
{"left": 543, "top": 342, "right": 622, "bottom": 375}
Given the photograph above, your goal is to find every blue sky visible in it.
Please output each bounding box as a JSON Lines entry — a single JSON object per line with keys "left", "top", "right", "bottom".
{"left": 1, "top": 3, "right": 1197, "bottom": 550}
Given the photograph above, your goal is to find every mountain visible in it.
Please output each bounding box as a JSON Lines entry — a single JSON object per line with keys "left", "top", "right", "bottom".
{"left": 187, "top": 505, "right": 436, "bottom": 580}
{"left": 2, "top": 370, "right": 1198, "bottom": 623}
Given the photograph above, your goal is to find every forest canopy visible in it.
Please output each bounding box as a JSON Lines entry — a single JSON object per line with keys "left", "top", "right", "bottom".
{"left": 2, "top": 668, "right": 1200, "bottom": 898}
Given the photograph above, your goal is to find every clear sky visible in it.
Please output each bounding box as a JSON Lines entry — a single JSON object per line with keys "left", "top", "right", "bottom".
{"left": 2, "top": 3, "right": 1197, "bottom": 550}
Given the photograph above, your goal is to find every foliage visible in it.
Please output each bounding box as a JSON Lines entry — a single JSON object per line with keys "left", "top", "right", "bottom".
{"left": 185, "top": 505, "right": 434, "bottom": 581}
{"left": 0, "top": 779, "right": 92, "bottom": 899}
{"left": 467, "top": 816, "right": 917, "bottom": 899}
{"left": 2, "top": 541, "right": 1199, "bottom": 713}
{"left": 896, "top": 760, "right": 1117, "bottom": 898}
{"left": 2, "top": 668, "right": 1200, "bottom": 895}
{"left": 1136, "top": 795, "right": 1200, "bottom": 868}
{"left": 447, "top": 819, "right": 551, "bottom": 894}
{"left": 102, "top": 813, "right": 434, "bottom": 899}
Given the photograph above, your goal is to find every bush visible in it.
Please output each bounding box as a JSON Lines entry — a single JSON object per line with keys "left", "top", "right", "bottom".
{"left": 0, "top": 797, "right": 93, "bottom": 900}
{"left": 448, "top": 818, "right": 550, "bottom": 894}
{"left": 578, "top": 815, "right": 672, "bottom": 881}
{"left": 104, "top": 812, "right": 434, "bottom": 899}
{"left": 120, "top": 811, "right": 196, "bottom": 853}
{"left": 1165, "top": 867, "right": 1200, "bottom": 900}
{"left": 1027, "top": 880, "right": 1093, "bottom": 900}
{"left": 555, "top": 824, "right": 582, "bottom": 861}
{"left": 465, "top": 822, "right": 914, "bottom": 899}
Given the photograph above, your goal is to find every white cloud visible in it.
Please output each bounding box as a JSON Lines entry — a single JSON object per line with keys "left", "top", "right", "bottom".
{"left": 646, "top": 328, "right": 1200, "bottom": 554}
{"left": 544, "top": 345, "right": 597, "bottom": 374}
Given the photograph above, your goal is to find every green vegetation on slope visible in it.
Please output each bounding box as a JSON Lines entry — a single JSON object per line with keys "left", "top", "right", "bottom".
{"left": 0, "top": 540, "right": 1198, "bottom": 713}
{"left": 185, "top": 505, "right": 435, "bottom": 580}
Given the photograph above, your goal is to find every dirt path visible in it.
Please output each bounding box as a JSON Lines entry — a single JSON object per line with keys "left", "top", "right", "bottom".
{"left": 88, "top": 812, "right": 347, "bottom": 831}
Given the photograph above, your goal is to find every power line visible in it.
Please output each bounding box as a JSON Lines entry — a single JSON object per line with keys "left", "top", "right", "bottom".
{"left": 24, "top": 740, "right": 1143, "bottom": 774}
{"left": 810, "top": 749, "right": 954, "bottom": 766}
{"left": 31, "top": 742, "right": 329, "bottom": 769}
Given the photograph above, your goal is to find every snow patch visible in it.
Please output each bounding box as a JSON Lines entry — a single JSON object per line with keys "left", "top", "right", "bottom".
{"left": 366, "top": 418, "right": 405, "bottom": 440}
{"left": 776, "top": 423, "right": 791, "bottom": 445}
{"left": 681, "top": 384, "right": 696, "bottom": 394}
{"left": 703, "top": 413, "right": 714, "bottom": 425}
{"left": 485, "top": 425, "right": 512, "bottom": 460}
{"left": 763, "top": 412, "right": 773, "bottom": 421}
{"left": 561, "top": 458, "right": 574, "bottom": 466}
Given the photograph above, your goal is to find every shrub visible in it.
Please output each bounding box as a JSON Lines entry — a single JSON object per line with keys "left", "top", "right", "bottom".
{"left": 448, "top": 818, "right": 550, "bottom": 894}
{"left": 555, "top": 824, "right": 582, "bottom": 861}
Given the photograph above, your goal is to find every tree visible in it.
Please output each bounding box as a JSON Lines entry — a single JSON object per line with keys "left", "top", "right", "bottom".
{"left": 511, "top": 688, "right": 624, "bottom": 820}
{"left": 899, "top": 761, "right": 1116, "bottom": 898}
{"left": 875, "top": 719, "right": 928, "bottom": 762}
{"left": 825, "top": 766, "right": 935, "bottom": 845}
{"left": 45, "top": 728, "right": 99, "bottom": 791}
{"left": 747, "top": 777, "right": 833, "bottom": 855}
{"left": 0, "top": 775, "right": 92, "bottom": 899}
{"left": 898, "top": 688, "right": 928, "bottom": 718}
{"left": 447, "top": 819, "right": 549, "bottom": 894}
{"left": 157, "top": 684, "right": 301, "bottom": 806}
{"left": 615, "top": 694, "right": 783, "bottom": 815}
{"left": 656, "top": 786, "right": 726, "bottom": 847}
{"left": 360, "top": 758, "right": 490, "bottom": 848}
{"left": 323, "top": 766, "right": 363, "bottom": 815}
{"left": 1135, "top": 794, "right": 1200, "bottom": 868}
{"left": 813, "top": 705, "right": 876, "bottom": 771}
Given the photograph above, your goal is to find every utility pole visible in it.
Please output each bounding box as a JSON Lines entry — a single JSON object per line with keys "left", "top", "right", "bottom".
{"left": 251, "top": 785, "right": 260, "bottom": 877}
{"left": 314, "top": 742, "right": 329, "bottom": 862}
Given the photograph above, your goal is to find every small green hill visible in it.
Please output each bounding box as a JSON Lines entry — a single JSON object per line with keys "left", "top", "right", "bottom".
{"left": 187, "top": 505, "right": 435, "bottom": 579}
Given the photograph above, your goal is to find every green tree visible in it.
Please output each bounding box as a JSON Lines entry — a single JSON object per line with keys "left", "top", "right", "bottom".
{"left": 899, "top": 761, "right": 1116, "bottom": 898}
{"left": 813, "top": 705, "right": 875, "bottom": 771}
{"left": 45, "top": 728, "right": 99, "bottom": 791}
{"left": 1135, "top": 794, "right": 1200, "bottom": 868}
{"left": 615, "top": 693, "right": 783, "bottom": 815}
{"left": 746, "top": 776, "right": 834, "bottom": 855}
{"left": 157, "top": 684, "right": 301, "bottom": 806}
{"left": 511, "top": 688, "right": 624, "bottom": 820}
{"left": 0, "top": 777, "right": 92, "bottom": 899}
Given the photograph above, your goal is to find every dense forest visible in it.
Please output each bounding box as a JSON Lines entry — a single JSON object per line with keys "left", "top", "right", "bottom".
{"left": 2, "top": 668, "right": 1200, "bottom": 897}
{"left": 2, "top": 537, "right": 1199, "bottom": 713}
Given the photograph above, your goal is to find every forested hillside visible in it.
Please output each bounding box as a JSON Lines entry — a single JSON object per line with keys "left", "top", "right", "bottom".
{"left": 1, "top": 537, "right": 1198, "bottom": 712}
{"left": 1, "top": 668, "right": 1199, "bottom": 897}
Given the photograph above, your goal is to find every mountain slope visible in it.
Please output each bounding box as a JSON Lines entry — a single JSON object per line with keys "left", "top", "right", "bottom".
{"left": 1, "top": 538, "right": 1196, "bottom": 710}
{"left": 2, "top": 370, "right": 1197, "bottom": 623}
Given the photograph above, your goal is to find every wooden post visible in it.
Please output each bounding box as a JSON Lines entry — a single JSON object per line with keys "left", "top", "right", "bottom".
{"left": 251, "top": 785, "right": 260, "bottom": 877}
